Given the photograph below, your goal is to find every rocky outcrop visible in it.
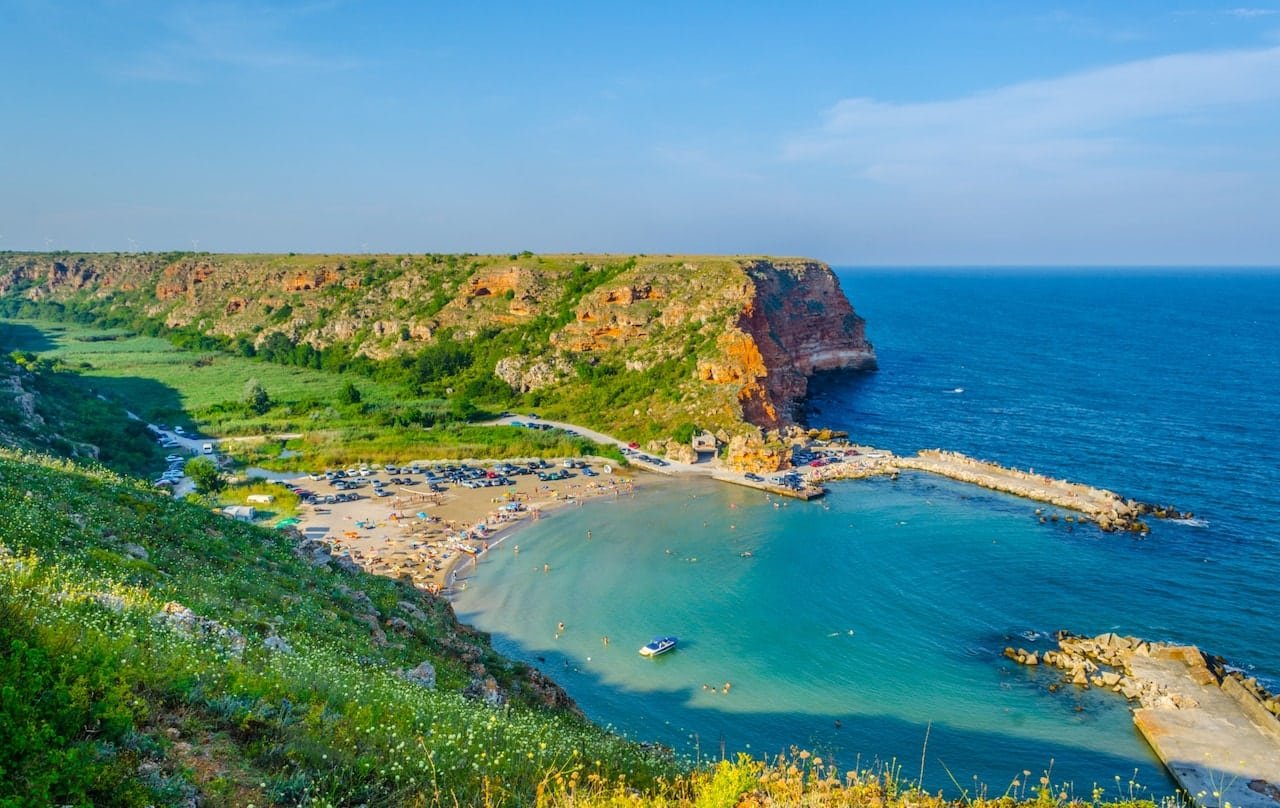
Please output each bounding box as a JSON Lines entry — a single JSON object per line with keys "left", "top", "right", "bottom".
{"left": 1007, "top": 631, "right": 1280, "bottom": 718}
{"left": 494, "top": 355, "right": 573, "bottom": 393}
{"left": 722, "top": 432, "right": 791, "bottom": 474}
{"left": 732, "top": 260, "right": 877, "bottom": 427}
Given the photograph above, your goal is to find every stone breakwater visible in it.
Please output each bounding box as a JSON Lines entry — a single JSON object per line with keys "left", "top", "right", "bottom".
{"left": 1008, "top": 632, "right": 1280, "bottom": 808}
{"left": 798, "top": 447, "right": 1188, "bottom": 532}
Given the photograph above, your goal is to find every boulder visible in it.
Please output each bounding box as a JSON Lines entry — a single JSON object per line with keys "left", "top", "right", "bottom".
{"left": 153, "top": 601, "right": 246, "bottom": 658}
{"left": 356, "top": 613, "right": 388, "bottom": 647}
{"left": 91, "top": 592, "right": 125, "bottom": 613}
{"left": 464, "top": 675, "right": 506, "bottom": 707}
{"left": 400, "top": 660, "right": 437, "bottom": 690}
{"left": 263, "top": 635, "right": 293, "bottom": 654}
{"left": 398, "top": 600, "right": 429, "bottom": 623}
{"left": 122, "top": 543, "right": 149, "bottom": 560}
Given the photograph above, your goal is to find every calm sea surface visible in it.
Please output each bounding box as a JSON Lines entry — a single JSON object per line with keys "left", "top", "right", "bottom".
{"left": 454, "top": 270, "right": 1280, "bottom": 796}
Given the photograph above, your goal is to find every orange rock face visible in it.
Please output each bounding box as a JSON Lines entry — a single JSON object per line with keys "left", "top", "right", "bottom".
{"left": 282, "top": 269, "right": 341, "bottom": 292}
{"left": 466, "top": 267, "right": 524, "bottom": 298}
{"left": 694, "top": 261, "right": 876, "bottom": 429}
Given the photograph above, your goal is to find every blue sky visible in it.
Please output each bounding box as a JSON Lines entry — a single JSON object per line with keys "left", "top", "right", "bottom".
{"left": 2, "top": 1, "right": 1278, "bottom": 264}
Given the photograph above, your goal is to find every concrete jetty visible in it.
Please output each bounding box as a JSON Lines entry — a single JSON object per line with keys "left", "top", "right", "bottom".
{"left": 802, "top": 446, "right": 1185, "bottom": 532}
{"left": 1008, "top": 633, "right": 1280, "bottom": 807}
{"left": 712, "top": 473, "right": 826, "bottom": 500}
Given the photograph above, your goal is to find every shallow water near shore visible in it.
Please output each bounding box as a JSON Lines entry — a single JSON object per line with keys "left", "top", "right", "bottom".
{"left": 454, "top": 270, "right": 1280, "bottom": 796}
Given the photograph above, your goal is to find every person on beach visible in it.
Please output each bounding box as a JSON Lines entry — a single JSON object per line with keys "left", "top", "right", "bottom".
{"left": 586, "top": 529, "right": 592, "bottom": 539}
{"left": 602, "top": 635, "right": 609, "bottom": 646}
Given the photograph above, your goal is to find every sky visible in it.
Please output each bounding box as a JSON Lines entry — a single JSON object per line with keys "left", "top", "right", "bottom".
{"left": 2, "top": 1, "right": 1278, "bottom": 265}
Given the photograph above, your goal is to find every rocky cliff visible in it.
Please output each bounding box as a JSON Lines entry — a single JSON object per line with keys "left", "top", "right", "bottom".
{"left": 0, "top": 252, "right": 875, "bottom": 435}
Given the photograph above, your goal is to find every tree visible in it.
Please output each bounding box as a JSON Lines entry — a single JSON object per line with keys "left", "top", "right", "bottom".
{"left": 338, "top": 381, "right": 362, "bottom": 405}
{"left": 243, "top": 378, "right": 271, "bottom": 415}
{"left": 185, "top": 456, "right": 224, "bottom": 494}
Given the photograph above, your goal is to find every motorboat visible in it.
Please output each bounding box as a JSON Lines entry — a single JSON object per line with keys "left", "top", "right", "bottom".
{"left": 639, "top": 636, "right": 678, "bottom": 657}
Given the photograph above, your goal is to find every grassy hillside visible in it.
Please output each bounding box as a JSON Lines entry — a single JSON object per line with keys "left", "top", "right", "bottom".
{"left": 0, "top": 325, "right": 162, "bottom": 477}
{"left": 0, "top": 451, "right": 677, "bottom": 805}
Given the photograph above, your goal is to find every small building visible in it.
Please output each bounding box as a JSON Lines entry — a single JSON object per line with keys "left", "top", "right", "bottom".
{"left": 223, "top": 505, "right": 256, "bottom": 522}
{"left": 692, "top": 431, "right": 718, "bottom": 453}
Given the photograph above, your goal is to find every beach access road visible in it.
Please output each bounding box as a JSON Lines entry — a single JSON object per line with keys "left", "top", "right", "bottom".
{"left": 488, "top": 415, "right": 717, "bottom": 477}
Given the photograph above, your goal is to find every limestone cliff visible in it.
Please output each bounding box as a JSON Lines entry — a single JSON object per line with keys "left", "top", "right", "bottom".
{"left": 0, "top": 252, "right": 875, "bottom": 435}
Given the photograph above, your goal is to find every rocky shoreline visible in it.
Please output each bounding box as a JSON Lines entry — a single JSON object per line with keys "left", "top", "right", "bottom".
{"left": 1007, "top": 631, "right": 1280, "bottom": 808}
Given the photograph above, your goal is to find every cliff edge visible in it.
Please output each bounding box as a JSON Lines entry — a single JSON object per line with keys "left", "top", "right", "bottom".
{"left": 0, "top": 252, "right": 875, "bottom": 435}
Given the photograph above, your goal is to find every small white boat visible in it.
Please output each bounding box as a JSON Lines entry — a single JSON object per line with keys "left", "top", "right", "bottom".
{"left": 639, "top": 636, "right": 678, "bottom": 657}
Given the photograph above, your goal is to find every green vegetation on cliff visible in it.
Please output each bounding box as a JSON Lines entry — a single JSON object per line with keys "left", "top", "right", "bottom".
{"left": 0, "top": 252, "right": 876, "bottom": 443}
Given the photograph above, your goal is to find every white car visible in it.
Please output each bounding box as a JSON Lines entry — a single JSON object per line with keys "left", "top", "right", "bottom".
{"left": 165, "top": 454, "right": 183, "bottom": 462}
{"left": 174, "top": 426, "right": 185, "bottom": 435}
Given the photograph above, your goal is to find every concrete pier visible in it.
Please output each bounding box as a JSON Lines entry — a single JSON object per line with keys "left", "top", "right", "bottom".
{"left": 1008, "top": 634, "right": 1280, "bottom": 808}
{"left": 1129, "top": 648, "right": 1280, "bottom": 808}
{"left": 803, "top": 447, "right": 1179, "bottom": 532}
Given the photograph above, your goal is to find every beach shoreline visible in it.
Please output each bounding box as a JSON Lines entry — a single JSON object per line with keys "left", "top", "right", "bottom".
{"left": 275, "top": 459, "right": 642, "bottom": 596}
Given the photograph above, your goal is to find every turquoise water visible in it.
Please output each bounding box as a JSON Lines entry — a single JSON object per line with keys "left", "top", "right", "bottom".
{"left": 454, "top": 271, "right": 1280, "bottom": 796}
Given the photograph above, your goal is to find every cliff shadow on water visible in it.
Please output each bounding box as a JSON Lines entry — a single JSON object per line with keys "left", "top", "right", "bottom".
{"left": 474, "top": 624, "right": 1176, "bottom": 798}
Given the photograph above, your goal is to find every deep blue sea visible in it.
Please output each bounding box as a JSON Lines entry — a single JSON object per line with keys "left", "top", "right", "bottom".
{"left": 455, "top": 270, "right": 1280, "bottom": 798}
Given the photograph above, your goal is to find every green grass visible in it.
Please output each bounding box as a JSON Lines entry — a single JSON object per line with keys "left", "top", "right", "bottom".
{"left": 0, "top": 318, "right": 404, "bottom": 427}
{"left": 0, "top": 319, "right": 450, "bottom": 436}
{"left": 221, "top": 425, "right": 627, "bottom": 471}
{"left": 0, "top": 451, "right": 679, "bottom": 805}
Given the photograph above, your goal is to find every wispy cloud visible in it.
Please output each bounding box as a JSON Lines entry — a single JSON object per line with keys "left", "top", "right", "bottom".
{"left": 784, "top": 46, "right": 1280, "bottom": 184}
{"left": 1226, "top": 7, "right": 1279, "bottom": 18}
{"left": 114, "top": 1, "right": 358, "bottom": 82}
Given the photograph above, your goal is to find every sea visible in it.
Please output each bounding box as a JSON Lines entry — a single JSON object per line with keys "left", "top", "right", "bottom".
{"left": 454, "top": 270, "right": 1280, "bottom": 798}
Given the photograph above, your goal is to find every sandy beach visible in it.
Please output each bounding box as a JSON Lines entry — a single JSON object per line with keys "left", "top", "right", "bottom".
{"left": 285, "top": 461, "right": 639, "bottom": 595}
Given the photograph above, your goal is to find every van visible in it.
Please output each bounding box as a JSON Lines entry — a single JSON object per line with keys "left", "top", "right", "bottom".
{"left": 202, "top": 443, "right": 214, "bottom": 454}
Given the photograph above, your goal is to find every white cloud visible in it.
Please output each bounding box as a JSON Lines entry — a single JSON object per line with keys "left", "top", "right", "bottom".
{"left": 114, "top": 1, "right": 359, "bottom": 82}
{"left": 784, "top": 46, "right": 1280, "bottom": 183}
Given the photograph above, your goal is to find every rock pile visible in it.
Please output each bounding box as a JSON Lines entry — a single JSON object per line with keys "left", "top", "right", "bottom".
{"left": 1008, "top": 631, "right": 1280, "bottom": 719}
{"left": 153, "top": 601, "right": 247, "bottom": 659}
{"left": 1005, "top": 632, "right": 1172, "bottom": 703}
